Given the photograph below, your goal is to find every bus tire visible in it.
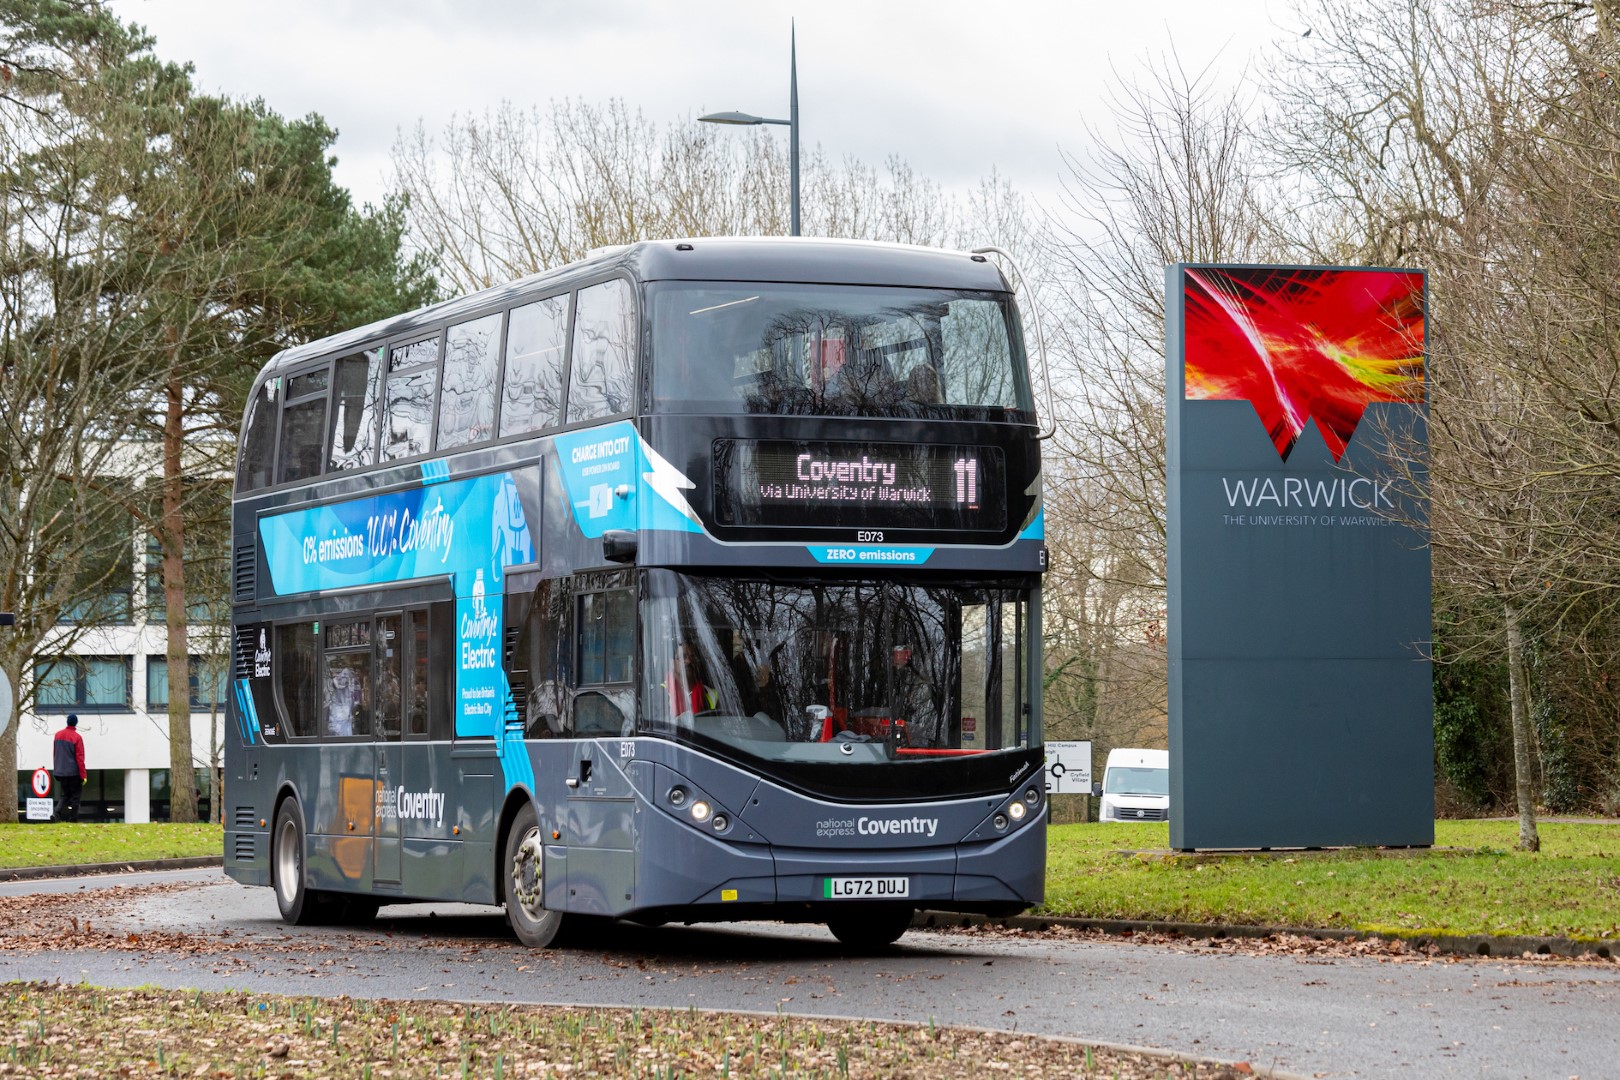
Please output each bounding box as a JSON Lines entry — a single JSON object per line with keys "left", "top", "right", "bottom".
{"left": 826, "top": 906, "right": 913, "bottom": 951}
{"left": 271, "top": 799, "right": 329, "bottom": 926}
{"left": 504, "top": 803, "right": 567, "bottom": 948}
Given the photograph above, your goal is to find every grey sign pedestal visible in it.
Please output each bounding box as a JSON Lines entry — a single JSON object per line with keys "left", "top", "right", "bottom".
{"left": 1165, "top": 265, "right": 1433, "bottom": 851}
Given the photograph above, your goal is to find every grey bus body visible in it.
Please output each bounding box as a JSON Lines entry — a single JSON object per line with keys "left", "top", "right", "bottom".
{"left": 224, "top": 238, "right": 1047, "bottom": 945}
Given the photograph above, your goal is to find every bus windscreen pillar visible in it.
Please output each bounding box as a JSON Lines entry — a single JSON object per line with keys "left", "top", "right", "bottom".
{"left": 1165, "top": 265, "right": 1432, "bottom": 850}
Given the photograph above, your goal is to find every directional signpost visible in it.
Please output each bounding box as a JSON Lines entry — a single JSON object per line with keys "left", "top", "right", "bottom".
{"left": 1043, "top": 740, "right": 1093, "bottom": 794}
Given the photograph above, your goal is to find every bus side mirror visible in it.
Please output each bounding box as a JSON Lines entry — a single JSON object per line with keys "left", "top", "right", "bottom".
{"left": 1091, "top": 782, "right": 1102, "bottom": 798}
{"left": 603, "top": 530, "right": 637, "bottom": 564}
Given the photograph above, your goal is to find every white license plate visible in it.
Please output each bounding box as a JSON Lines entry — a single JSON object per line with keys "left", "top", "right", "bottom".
{"left": 823, "top": 876, "right": 910, "bottom": 899}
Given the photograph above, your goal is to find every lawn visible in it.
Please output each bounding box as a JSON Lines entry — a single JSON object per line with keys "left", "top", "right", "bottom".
{"left": 3, "top": 818, "right": 1616, "bottom": 942}
{"left": 1042, "top": 819, "right": 1620, "bottom": 940}
{"left": 0, "top": 822, "right": 220, "bottom": 870}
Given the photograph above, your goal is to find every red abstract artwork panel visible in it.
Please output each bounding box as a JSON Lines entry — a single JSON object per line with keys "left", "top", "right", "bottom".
{"left": 1182, "top": 267, "right": 1425, "bottom": 461}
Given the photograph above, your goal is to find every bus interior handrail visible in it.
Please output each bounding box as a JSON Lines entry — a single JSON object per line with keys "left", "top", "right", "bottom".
{"left": 972, "top": 245, "right": 1056, "bottom": 441}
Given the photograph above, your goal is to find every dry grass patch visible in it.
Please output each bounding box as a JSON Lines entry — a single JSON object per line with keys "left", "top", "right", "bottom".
{"left": 0, "top": 983, "right": 1257, "bottom": 1078}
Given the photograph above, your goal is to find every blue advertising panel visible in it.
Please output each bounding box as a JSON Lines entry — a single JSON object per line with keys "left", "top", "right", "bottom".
{"left": 260, "top": 473, "right": 535, "bottom": 789}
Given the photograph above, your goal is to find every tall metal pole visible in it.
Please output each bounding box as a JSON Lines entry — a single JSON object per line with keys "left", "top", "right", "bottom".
{"left": 789, "top": 22, "right": 800, "bottom": 237}
{"left": 698, "top": 23, "right": 802, "bottom": 236}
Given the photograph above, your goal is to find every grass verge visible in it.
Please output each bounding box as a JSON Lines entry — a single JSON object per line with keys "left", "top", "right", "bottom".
{"left": 0, "top": 983, "right": 1232, "bottom": 1078}
{"left": 5, "top": 819, "right": 1617, "bottom": 942}
{"left": 0, "top": 823, "right": 220, "bottom": 870}
{"left": 1042, "top": 819, "right": 1620, "bottom": 940}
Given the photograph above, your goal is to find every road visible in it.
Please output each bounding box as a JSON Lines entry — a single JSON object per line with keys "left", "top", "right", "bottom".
{"left": 2, "top": 869, "right": 1616, "bottom": 1078}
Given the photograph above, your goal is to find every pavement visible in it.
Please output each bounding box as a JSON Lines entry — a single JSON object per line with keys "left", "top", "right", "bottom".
{"left": 4, "top": 855, "right": 1615, "bottom": 962}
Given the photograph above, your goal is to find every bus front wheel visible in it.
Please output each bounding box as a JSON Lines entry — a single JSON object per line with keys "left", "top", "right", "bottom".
{"left": 826, "top": 906, "right": 914, "bottom": 951}
{"left": 272, "top": 799, "right": 329, "bottom": 926}
{"left": 504, "top": 804, "right": 567, "bottom": 948}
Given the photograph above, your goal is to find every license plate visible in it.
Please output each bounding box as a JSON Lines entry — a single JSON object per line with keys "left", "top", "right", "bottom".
{"left": 823, "top": 876, "right": 910, "bottom": 899}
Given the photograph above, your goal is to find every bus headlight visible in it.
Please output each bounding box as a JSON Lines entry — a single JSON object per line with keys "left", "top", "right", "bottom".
{"left": 993, "top": 812, "right": 1009, "bottom": 830}
{"left": 711, "top": 814, "right": 728, "bottom": 832}
{"left": 691, "top": 800, "right": 712, "bottom": 823}
{"left": 1023, "top": 787, "right": 1041, "bottom": 806}
{"left": 1008, "top": 801, "right": 1027, "bottom": 822}
{"left": 669, "top": 786, "right": 688, "bottom": 807}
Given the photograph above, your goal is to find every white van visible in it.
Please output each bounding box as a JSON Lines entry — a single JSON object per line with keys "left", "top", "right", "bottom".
{"left": 1094, "top": 748, "right": 1169, "bottom": 822}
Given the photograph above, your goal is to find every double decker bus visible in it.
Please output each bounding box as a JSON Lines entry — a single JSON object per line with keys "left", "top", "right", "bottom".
{"left": 224, "top": 238, "right": 1050, "bottom": 948}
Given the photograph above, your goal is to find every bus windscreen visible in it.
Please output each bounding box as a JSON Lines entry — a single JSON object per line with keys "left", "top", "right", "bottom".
{"left": 649, "top": 282, "right": 1033, "bottom": 420}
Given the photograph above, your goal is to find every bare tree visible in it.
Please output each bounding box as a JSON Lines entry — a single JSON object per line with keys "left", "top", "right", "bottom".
{"left": 0, "top": 18, "right": 157, "bottom": 818}
{"left": 1040, "top": 48, "right": 1292, "bottom": 755}
{"left": 391, "top": 98, "right": 1033, "bottom": 294}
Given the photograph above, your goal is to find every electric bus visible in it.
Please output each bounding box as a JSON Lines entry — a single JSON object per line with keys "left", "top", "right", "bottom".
{"left": 223, "top": 237, "right": 1051, "bottom": 948}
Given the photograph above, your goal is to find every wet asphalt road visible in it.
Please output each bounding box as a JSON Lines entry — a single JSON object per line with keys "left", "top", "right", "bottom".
{"left": 2, "top": 869, "right": 1617, "bottom": 1078}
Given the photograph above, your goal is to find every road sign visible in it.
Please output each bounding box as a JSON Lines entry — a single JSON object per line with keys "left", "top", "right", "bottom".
{"left": 26, "top": 798, "right": 53, "bottom": 822}
{"left": 31, "top": 768, "right": 52, "bottom": 798}
{"left": 1044, "top": 740, "right": 1093, "bottom": 794}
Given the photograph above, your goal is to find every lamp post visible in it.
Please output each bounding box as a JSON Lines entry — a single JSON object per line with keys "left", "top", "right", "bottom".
{"left": 699, "top": 23, "right": 800, "bottom": 236}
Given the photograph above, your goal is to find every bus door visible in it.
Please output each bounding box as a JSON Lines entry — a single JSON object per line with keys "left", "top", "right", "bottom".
{"left": 563, "top": 579, "right": 637, "bottom": 915}
{"left": 373, "top": 612, "right": 405, "bottom": 884}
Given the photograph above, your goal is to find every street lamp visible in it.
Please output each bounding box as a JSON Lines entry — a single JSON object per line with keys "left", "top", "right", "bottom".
{"left": 700, "top": 23, "right": 800, "bottom": 236}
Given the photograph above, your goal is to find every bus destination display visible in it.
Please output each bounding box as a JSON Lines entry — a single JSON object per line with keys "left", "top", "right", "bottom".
{"left": 715, "top": 439, "right": 1005, "bottom": 531}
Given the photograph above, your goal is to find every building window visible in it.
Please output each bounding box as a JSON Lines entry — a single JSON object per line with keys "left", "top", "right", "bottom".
{"left": 144, "top": 538, "right": 222, "bottom": 625}
{"left": 49, "top": 490, "right": 134, "bottom": 625}
{"left": 35, "top": 656, "right": 132, "bottom": 712}
{"left": 147, "top": 656, "right": 229, "bottom": 711}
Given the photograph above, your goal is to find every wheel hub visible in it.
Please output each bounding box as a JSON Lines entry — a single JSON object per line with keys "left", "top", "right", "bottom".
{"left": 510, "top": 828, "right": 545, "bottom": 917}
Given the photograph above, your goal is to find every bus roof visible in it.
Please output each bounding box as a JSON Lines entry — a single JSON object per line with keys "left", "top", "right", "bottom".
{"left": 258, "top": 237, "right": 1013, "bottom": 378}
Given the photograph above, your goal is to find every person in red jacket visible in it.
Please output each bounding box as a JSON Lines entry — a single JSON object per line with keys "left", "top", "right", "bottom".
{"left": 52, "top": 714, "right": 86, "bottom": 822}
{"left": 666, "top": 641, "right": 717, "bottom": 719}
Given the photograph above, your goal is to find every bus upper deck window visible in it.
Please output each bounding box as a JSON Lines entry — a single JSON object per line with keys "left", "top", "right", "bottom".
{"left": 277, "top": 367, "right": 330, "bottom": 485}
{"left": 381, "top": 335, "right": 440, "bottom": 462}
{"left": 566, "top": 280, "right": 635, "bottom": 424}
{"left": 500, "top": 294, "right": 569, "bottom": 437}
{"left": 437, "top": 312, "right": 502, "bottom": 451}
{"left": 329, "top": 348, "right": 382, "bottom": 471}
{"left": 237, "top": 379, "right": 278, "bottom": 491}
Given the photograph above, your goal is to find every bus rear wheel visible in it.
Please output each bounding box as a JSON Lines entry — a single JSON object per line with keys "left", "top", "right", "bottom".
{"left": 271, "top": 799, "right": 330, "bottom": 926}
{"left": 504, "top": 804, "right": 567, "bottom": 948}
{"left": 826, "top": 906, "right": 914, "bottom": 951}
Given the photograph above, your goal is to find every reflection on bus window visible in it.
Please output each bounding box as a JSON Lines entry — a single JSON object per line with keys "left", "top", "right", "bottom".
{"left": 566, "top": 280, "right": 635, "bottom": 423}
{"left": 276, "top": 622, "right": 318, "bottom": 737}
{"left": 382, "top": 336, "right": 439, "bottom": 462}
{"left": 277, "top": 396, "right": 327, "bottom": 484}
{"left": 649, "top": 283, "right": 1031, "bottom": 420}
{"left": 639, "top": 571, "right": 1028, "bottom": 762}
{"left": 329, "top": 348, "right": 382, "bottom": 471}
{"left": 406, "top": 609, "right": 431, "bottom": 737}
{"left": 438, "top": 313, "right": 502, "bottom": 450}
{"left": 238, "top": 379, "right": 278, "bottom": 490}
{"left": 324, "top": 620, "right": 373, "bottom": 738}
{"left": 500, "top": 294, "right": 569, "bottom": 437}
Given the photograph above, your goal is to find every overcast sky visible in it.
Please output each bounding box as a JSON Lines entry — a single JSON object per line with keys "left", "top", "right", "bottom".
{"left": 107, "top": 1, "right": 1292, "bottom": 217}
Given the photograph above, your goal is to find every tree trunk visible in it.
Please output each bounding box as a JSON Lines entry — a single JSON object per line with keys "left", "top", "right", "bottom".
{"left": 0, "top": 658, "right": 21, "bottom": 825}
{"left": 1503, "top": 601, "right": 1539, "bottom": 852}
{"left": 162, "top": 374, "right": 198, "bottom": 823}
